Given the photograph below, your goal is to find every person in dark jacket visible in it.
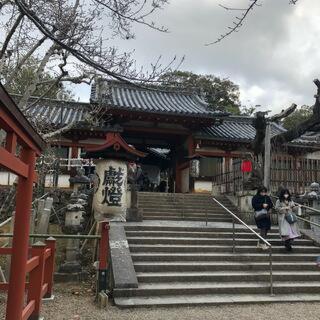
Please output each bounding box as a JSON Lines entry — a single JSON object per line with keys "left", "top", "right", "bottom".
{"left": 251, "top": 186, "right": 273, "bottom": 250}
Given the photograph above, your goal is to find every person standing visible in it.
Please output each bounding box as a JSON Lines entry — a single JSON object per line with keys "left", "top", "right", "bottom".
{"left": 275, "top": 188, "right": 300, "bottom": 251}
{"left": 252, "top": 186, "right": 273, "bottom": 250}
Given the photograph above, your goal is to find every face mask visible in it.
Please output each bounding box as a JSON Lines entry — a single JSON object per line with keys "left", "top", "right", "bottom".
{"left": 284, "top": 194, "right": 289, "bottom": 199}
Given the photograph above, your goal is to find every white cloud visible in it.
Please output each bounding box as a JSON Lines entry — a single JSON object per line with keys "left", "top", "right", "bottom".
{"left": 74, "top": 0, "right": 320, "bottom": 112}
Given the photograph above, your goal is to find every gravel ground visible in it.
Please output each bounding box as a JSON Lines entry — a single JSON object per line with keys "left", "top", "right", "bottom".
{"left": 39, "top": 283, "right": 320, "bottom": 320}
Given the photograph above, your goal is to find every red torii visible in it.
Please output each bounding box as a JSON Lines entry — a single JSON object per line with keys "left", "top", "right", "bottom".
{"left": 0, "top": 83, "right": 48, "bottom": 320}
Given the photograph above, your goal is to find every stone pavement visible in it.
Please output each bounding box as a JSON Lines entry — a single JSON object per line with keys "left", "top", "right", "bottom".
{"left": 41, "top": 283, "right": 320, "bottom": 320}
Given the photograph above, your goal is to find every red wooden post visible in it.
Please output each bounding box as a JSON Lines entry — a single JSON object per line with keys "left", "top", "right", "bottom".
{"left": 44, "top": 237, "right": 56, "bottom": 299}
{"left": 6, "top": 148, "right": 36, "bottom": 320}
{"left": 5, "top": 132, "right": 17, "bottom": 154}
{"left": 98, "top": 221, "right": 109, "bottom": 292}
{"left": 28, "top": 241, "right": 46, "bottom": 320}
{"left": 70, "top": 145, "right": 79, "bottom": 177}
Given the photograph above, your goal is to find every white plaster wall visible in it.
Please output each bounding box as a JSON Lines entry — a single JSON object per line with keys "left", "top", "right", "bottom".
{"left": 0, "top": 172, "right": 17, "bottom": 185}
{"left": 45, "top": 174, "right": 70, "bottom": 188}
{"left": 194, "top": 180, "right": 212, "bottom": 193}
{"left": 306, "top": 151, "right": 320, "bottom": 160}
{"left": 0, "top": 171, "right": 71, "bottom": 188}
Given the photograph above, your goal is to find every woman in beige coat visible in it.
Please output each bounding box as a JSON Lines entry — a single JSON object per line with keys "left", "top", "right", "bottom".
{"left": 275, "top": 188, "right": 300, "bottom": 251}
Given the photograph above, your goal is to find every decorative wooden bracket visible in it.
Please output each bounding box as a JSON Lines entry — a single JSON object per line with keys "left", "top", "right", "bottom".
{"left": 86, "top": 132, "right": 147, "bottom": 158}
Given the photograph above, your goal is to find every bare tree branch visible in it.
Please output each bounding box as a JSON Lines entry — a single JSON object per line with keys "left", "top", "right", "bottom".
{"left": 42, "top": 121, "right": 77, "bottom": 139}
{"left": 270, "top": 103, "right": 297, "bottom": 123}
{"left": 14, "top": 0, "right": 176, "bottom": 84}
{"left": 93, "top": 0, "right": 168, "bottom": 33}
{"left": 207, "top": 0, "right": 299, "bottom": 45}
{"left": 0, "top": 12, "right": 24, "bottom": 60}
{"left": 6, "top": 35, "right": 47, "bottom": 85}
{"left": 14, "top": 0, "right": 137, "bottom": 83}
{"left": 272, "top": 80, "right": 320, "bottom": 144}
{"left": 206, "top": 0, "right": 260, "bottom": 46}
{"left": 18, "top": 43, "right": 59, "bottom": 109}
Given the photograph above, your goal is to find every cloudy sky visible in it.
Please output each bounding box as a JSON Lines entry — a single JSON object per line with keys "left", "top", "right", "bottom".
{"left": 76, "top": 0, "right": 320, "bottom": 114}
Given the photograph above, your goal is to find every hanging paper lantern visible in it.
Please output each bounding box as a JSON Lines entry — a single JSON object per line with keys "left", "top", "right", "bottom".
{"left": 241, "top": 160, "right": 252, "bottom": 173}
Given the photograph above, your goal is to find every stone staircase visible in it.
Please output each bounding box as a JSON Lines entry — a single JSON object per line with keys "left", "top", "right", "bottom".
{"left": 113, "top": 193, "right": 320, "bottom": 307}
{"left": 137, "top": 192, "right": 234, "bottom": 222}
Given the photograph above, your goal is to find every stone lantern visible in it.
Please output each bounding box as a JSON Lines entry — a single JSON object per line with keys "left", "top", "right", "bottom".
{"left": 304, "top": 182, "right": 320, "bottom": 237}
{"left": 84, "top": 132, "right": 146, "bottom": 222}
{"left": 58, "top": 169, "right": 90, "bottom": 278}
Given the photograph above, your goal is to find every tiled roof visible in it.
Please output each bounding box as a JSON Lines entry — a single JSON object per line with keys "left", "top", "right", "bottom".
{"left": 197, "top": 116, "right": 283, "bottom": 142}
{"left": 196, "top": 116, "right": 320, "bottom": 147}
{"left": 91, "top": 80, "right": 226, "bottom": 118}
{"left": 291, "top": 132, "right": 320, "bottom": 146}
{"left": 20, "top": 98, "right": 89, "bottom": 127}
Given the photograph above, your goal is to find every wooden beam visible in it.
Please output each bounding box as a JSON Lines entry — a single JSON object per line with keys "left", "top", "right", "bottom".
{"left": 195, "top": 150, "right": 242, "bottom": 158}
{"left": 124, "top": 125, "right": 191, "bottom": 135}
{"left": 0, "top": 108, "right": 43, "bottom": 154}
{"left": 0, "top": 83, "right": 45, "bottom": 152}
{"left": 21, "top": 300, "right": 35, "bottom": 320}
{"left": 0, "top": 146, "right": 29, "bottom": 178}
{"left": 51, "top": 141, "right": 97, "bottom": 148}
{"left": 5, "top": 132, "right": 17, "bottom": 154}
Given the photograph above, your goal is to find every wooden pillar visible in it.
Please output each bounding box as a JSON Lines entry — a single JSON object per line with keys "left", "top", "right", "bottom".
{"left": 175, "top": 160, "right": 182, "bottom": 193}
{"left": 224, "top": 153, "right": 231, "bottom": 193}
{"left": 263, "top": 123, "right": 271, "bottom": 190}
{"left": 70, "top": 144, "right": 79, "bottom": 177}
{"left": 187, "top": 136, "right": 195, "bottom": 193}
{"left": 71, "top": 145, "right": 78, "bottom": 159}
{"left": 6, "top": 148, "right": 36, "bottom": 320}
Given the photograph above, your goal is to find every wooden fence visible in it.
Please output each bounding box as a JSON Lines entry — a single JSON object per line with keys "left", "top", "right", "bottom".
{"left": 270, "top": 156, "right": 320, "bottom": 194}
{"left": 213, "top": 156, "right": 320, "bottom": 195}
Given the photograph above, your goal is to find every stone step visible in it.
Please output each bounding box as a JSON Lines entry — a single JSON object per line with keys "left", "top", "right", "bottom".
{"left": 129, "top": 244, "right": 319, "bottom": 254}
{"left": 138, "top": 200, "right": 234, "bottom": 206}
{"left": 125, "top": 225, "right": 280, "bottom": 234}
{"left": 136, "top": 271, "right": 320, "bottom": 283}
{"left": 138, "top": 200, "right": 231, "bottom": 206}
{"left": 126, "top": 231, "right": 282, "bottom": 239}
{"left": 142, "top": 212, "right": 229, "bottom": 219}
{"left": 118, "top": 194, "right": 320, "bottom": 307}
{"left": 138, "top": 197, "right": 214, "bottom": 202}
{"left": 131, "top": 253, "right": 318, "bottom": 263}
{"left": 114, "top": 281, "right": 320, "bottom": 298}
{"left": 138, "top": 197, "right": 226, "bottom": 202}
{"left": 139, "top": 206, "right": 229, "bottom": 212}
{"left": 127, "top": 236, "right": 313, "bottom": 246}
{"left": 142, "top": 216, "right": 232, "bottom": 222}
{"left": 138, "top": 201, "right": 225, "bottom": 206}
{"left": 133, "top": 261, "right": 318, "bottom": 272}
{"left": 138, "top": 198, "right": 228, "bottom": 204}
{"left": 114, "top": 293, "right": 320, "bottom": 307}
{"left": 141, "top": 211, "right": 231, "bottom": 217}
{"left": 138, "top": 192, "right": 214, "bottom": 197}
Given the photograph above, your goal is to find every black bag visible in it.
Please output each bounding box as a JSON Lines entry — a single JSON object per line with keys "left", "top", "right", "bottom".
{"left": 285, "top": 212, "right": 297, "bottom": 224}
{"left": 255, "top": 209, "right": 268, "bottom": 221}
